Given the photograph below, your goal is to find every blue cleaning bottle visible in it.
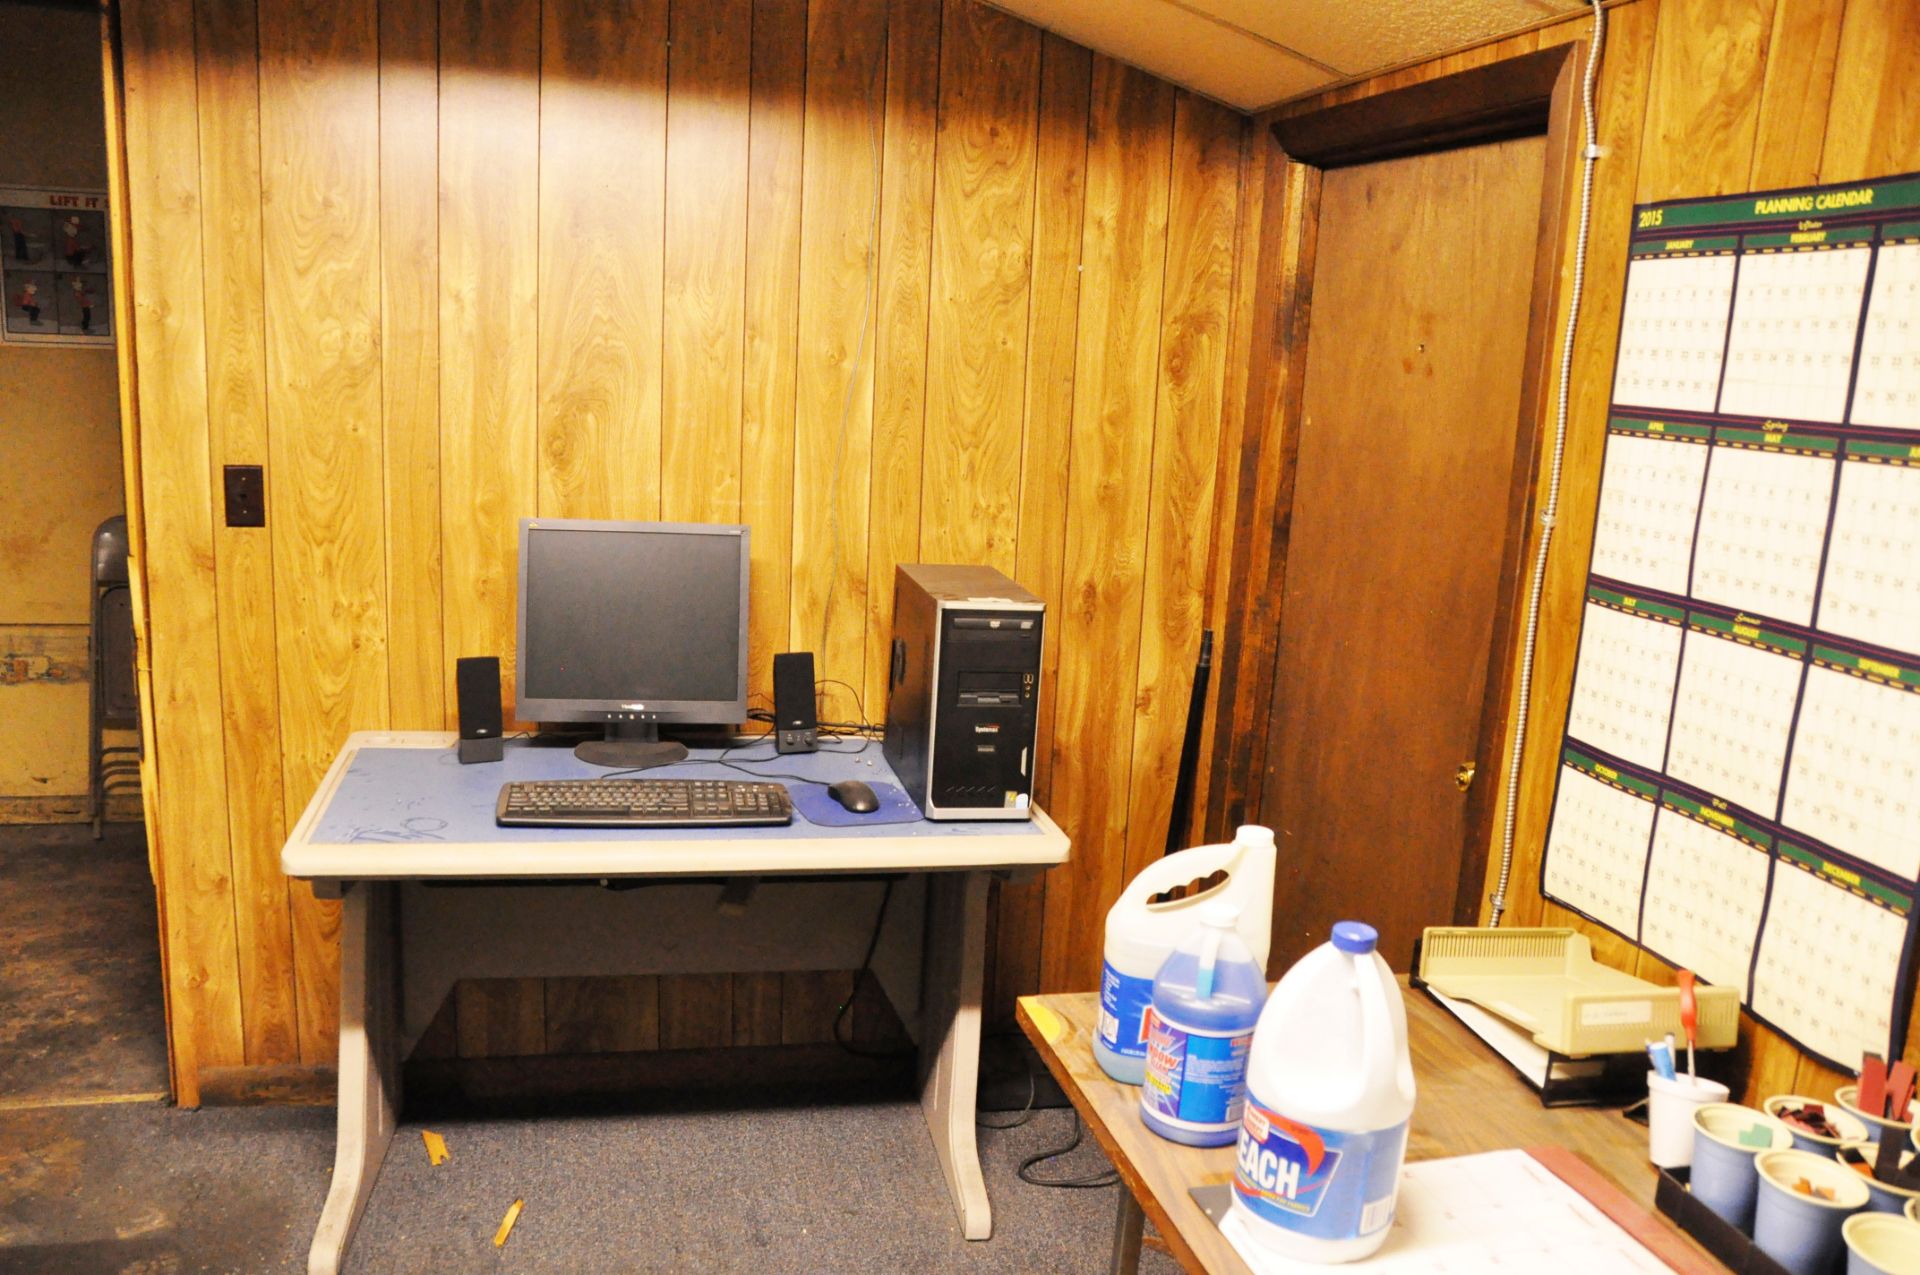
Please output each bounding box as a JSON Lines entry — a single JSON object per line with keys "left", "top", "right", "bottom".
{"left": 1139, "top": 901, "right": 1268, "bottom": 1147}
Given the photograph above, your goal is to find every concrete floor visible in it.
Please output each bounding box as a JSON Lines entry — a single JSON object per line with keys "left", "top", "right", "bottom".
{"left": 0, "top": 822, "right": 167, "bottom": 1103}
{"left": 0, "top": 821, "right": 1182, "bottom": 1274}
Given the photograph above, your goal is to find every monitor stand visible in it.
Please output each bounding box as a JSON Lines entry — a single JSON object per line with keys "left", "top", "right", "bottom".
{"left": 574, "top": 721, "right": 689, "bottom": 770}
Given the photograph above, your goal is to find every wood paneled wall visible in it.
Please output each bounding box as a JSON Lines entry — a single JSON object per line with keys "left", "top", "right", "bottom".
{"left": 1206, "top": 0, "right": 1920, "bottom": 1108}
{"left": 113, "top": 0, "right": 1248, "bottom": 1101}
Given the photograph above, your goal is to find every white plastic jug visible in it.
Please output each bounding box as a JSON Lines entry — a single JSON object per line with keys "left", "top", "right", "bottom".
{"left": 1096, "top": 825, "right": 1276, "bottom": 1084}
{"left": 1231, "top": 921, "right": 1415, "bottom": 1263}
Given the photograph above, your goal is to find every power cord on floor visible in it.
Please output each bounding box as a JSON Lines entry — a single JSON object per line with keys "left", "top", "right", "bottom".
{"left": 1015, "top": 1113, "right": 1119, "bottom": 1189}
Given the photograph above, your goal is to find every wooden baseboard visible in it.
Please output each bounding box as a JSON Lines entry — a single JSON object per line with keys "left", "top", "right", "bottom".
{"left": 196, "top": 1064, "right": 338, "bottom": 1107}
{"left": 0, "top": 794, "right": 143, "bottom": 825}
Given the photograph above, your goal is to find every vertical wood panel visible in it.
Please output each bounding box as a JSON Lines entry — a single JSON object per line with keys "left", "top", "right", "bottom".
{"left": 121, "top": 0, "right": 245, "bottom": 1102}
{"left": 660, "top": 973, "right": 733, "bottom": 1050}
{"left": 1190, "top": 119, "right": 1263, "bottom": 846}
{"left": 441, "top": 0, "right": 540, "bottom": 714}
{"left": 860, "top": 0, "right": 941, "bottom": 720}
{"left": 992, "top": 32, "right": 1091, "bottom": 1019}
{"left": 917, "top": 1, "right": 1039, "bottom": 573}
{"left": 1040, "top": 58, "right": 1174, "bottom": 994}
{"left": 730, "top": 971, "right": 784, "bottom": 1046}
{"left": 544, "top": 976, "right": 662, "bottom": 1053}
{"left": 1202, "top": 148, "right": 1311, "bottom": 844}
{"left": 791, "top": 0, "right": 886, "bottom": 714}
{"left": 537, "top": 0, "right": 666, "bottom": 526}
{"left": 781, "top": 969, "right": 855, "bottom": 1045}
{"left": 1818, "top": 0, "right": 1920, "bottom": 184}
{"left": 662, "top": 0, "right": 748, "bottom": 525}
{"left": 742, "top": 0, "right": 807, "bottom": 717}
{"left": 258, "top": 0, "right": 387, "bottom": 1065}
{"left": 1747, "top": 0, "right": 1845, "bottom": 190}
{"left": 195, "top": 0, "right": 298, "bottom": 1067}
{"left": 379, "top": 0, "right": 444, "bottom": 732}
{"left": 1636, "top": 0, "right": 1772, "bottom": 200}
{"left": 456, "top": 978, "right": 546, "bottom": 1058}
{"left": 1119, "top": 93, "right": 1241, "bottom": 891}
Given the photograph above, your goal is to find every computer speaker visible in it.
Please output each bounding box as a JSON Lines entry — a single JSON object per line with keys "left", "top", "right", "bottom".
{"left": 773, "top": 651, "right": 819, "bottom": 754}
{"left": 456, "top": 656, "right": 505, "bottom": 764}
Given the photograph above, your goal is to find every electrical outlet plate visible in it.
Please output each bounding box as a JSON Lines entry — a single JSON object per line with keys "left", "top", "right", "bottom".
{"left": 224, "top": 465, "right": 264, "bottom": 527}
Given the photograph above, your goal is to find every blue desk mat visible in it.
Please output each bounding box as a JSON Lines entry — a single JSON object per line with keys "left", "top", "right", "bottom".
{"left": 311, "top": 741, "right": 1043, "bottom": 845}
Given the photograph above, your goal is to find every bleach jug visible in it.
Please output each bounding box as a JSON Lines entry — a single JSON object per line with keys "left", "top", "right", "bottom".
{"left": 1231, "top": 921, "right": 1414, "bottom": 1263}
{"left": 1140, "top": 902, "right": 1266, "bottom": 1146}
{"left": 1096, "top": 825, "right": 1277, "bottom": 1084}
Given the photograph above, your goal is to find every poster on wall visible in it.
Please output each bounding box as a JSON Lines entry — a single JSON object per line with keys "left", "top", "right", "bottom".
{"left": 1538, "top": 170, "right": 1920, "bottom": 1073}
{"left": 2, "top": 186, "right": 112, "bottom": 347}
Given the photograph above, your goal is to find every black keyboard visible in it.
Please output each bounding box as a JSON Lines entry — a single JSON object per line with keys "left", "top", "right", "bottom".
{"left": 495, "top": 778, "right": 793, "bottom": 828}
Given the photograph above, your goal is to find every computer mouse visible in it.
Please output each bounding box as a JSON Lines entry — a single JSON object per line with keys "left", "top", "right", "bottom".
{"left": 827, "top": 780, "right": 881, "bottom": 814}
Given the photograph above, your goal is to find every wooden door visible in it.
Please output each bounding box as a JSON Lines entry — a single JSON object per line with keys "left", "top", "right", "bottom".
{"left": 1265, "top": 136, "right": 1548, "bottom": 974}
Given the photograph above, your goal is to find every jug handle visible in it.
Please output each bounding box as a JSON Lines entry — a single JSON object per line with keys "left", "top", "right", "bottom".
{"left": 1353, "top": 950, "right": 1398, "bottom": 1105}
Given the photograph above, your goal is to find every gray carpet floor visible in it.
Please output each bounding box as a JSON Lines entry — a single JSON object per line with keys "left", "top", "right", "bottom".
{"left": 0, "top": 824, "right": 1185, "bottom": 1273}
{"left": 2, "top": 1096, "right": 1184, "bottom": 1274}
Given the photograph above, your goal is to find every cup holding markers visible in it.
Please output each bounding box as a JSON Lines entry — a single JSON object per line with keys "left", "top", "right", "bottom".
{"left": 1690, "top": 1103, "right": 1793, "bottom": 1230}
{"left": 1649, "top": 1070, "right": 1730, "bottom": 1168}
{"left": 1752, "top": 1148, "right": 1871, "bottom": 1275}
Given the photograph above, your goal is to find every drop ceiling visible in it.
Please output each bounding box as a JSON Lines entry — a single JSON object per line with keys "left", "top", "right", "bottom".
{"left": 984, "top": 0, "right": 1590, "bottom": 113}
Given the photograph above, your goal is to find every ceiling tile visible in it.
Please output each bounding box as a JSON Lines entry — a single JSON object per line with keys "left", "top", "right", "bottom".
{"left": 986, "top": 0, "right": 1336, "bottom": 111}
{"left": 1189, "top": 0, "right": 1588, "bottom": 77}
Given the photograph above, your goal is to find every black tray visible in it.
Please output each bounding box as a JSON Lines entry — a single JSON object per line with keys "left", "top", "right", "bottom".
{"left": 1654, "top": 1164, "right": 1798, "bottom": 1275}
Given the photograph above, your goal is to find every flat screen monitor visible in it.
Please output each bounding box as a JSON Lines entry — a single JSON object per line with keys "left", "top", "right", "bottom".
{"left": 515, "top": 518, "right": 749, "bottom": 768}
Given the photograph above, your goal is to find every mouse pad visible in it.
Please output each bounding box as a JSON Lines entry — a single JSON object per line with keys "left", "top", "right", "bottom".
{"left": 790, "top": 781, "right": 922, "bottom": 828}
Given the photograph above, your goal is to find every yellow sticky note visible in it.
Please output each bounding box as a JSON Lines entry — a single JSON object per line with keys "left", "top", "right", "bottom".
{"left": 421, "top": 1130, "right": 449, "bottom": 1166}
{"left": 1023, "top": 998, "right": 1066, "bottom": 1044}
{"left": 494, "top": 1198, "right": 524, "bottom": 1249}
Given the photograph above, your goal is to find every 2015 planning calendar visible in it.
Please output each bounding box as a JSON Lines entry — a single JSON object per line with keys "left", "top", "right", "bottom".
{"left": 1541, "top": 172, "right": 1920, "bottom": 1070}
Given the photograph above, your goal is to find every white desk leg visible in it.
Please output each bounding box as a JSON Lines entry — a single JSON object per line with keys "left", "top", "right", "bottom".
{"left": 920, "top": 869, "right": 992, "bottom": 1240}
{"left": 307, "top": 882, "right": 400, "bottom": 1275}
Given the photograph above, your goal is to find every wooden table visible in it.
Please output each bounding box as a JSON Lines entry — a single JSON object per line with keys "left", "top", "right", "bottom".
{"left": 283, "top": 731, "right": 1071, "bottom": 1275}
{"left": 1017, "top": 984, "right": 1716, "bottom": 1274}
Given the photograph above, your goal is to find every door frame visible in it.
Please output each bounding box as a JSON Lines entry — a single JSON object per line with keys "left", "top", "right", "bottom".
{"left": 1203, "top": 41, "right": 1589, "bottom": 928}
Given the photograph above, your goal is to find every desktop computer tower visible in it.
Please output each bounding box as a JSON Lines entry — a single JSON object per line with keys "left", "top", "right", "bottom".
{"left": 884, "top": 565, "right": 1043, "bottom": 821}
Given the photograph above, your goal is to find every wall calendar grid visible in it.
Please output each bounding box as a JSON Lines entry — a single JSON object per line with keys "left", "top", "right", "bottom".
{"left": 1540, "top": 171, "right": 1920, "bottom": 1072}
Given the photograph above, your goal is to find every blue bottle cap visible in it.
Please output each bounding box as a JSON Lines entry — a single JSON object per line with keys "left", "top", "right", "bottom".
{"left": 1331, "top": 921, "right": 1378, "bottom": 954}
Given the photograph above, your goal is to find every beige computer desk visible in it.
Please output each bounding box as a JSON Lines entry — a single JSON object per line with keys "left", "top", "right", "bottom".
{"left": 282, "top": 730, "right": 1069, "bottom": 1275}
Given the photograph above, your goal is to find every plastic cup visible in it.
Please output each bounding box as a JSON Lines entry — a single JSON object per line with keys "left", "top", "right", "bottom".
{"left": 1649, "top": 1071, "right": 1730, "bottom": 1168}
{"left": 1692, "top": 1104, "right": 1794, "bottom": 1230}
{"left": 1843, "top": 1212, "right": 1920, "bottom": 1275}
{"left": 1839, "top": 1085, "right": 1914, "bottom": 1150}
{"left": 1843, "top": 1142, "right": 1920, "bottom": 1215}
{"left": 1768, "top": 1094, "right": 1873, "bottom": 1157}
{"left": 1755, "top": 1149, "right": 1871, "bottom": 1275}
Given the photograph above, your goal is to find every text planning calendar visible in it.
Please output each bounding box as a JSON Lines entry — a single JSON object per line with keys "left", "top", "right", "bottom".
{"left": 1541, "top": 173, "right": 1920, "bottom": 1070}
